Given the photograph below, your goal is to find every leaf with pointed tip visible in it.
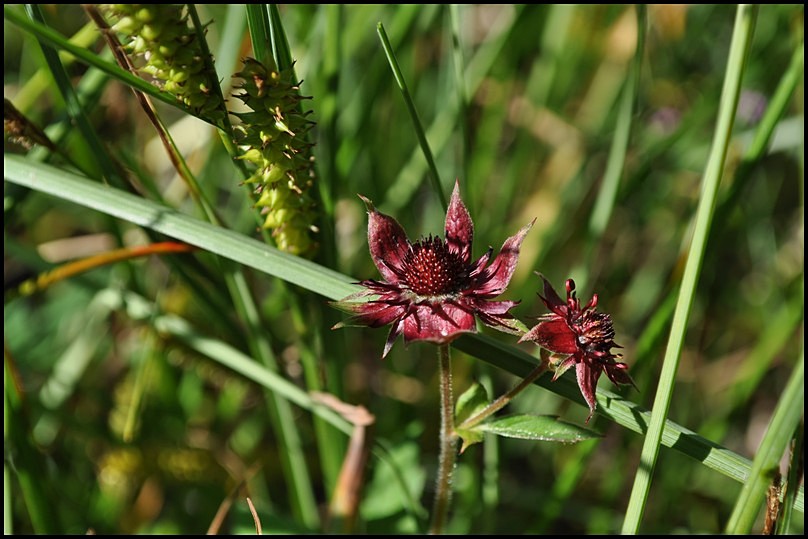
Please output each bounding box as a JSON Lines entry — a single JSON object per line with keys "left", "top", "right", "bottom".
{"left": 478, "top": 415, "right": 600, "bottom": 444}
{"left": 454, "top": 382, "right": 491, "bottom": 453}
{"left": 454, "top": 382, "right": 489, "bottom": 425}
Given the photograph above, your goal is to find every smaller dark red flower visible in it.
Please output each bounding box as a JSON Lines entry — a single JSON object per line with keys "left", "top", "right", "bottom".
{"left": 520, "top": 275, "right": 635, "bottom": 421}
{"left": 332, "top": 180, "right": 534, "bottom": 358}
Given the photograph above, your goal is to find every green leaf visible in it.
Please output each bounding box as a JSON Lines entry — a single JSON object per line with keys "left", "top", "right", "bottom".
{"left": 454, "top": 382, "right": 489, "bottom": 425}
{"left": 454, "top": 382, "right": 490, "bottom": 453}
{"left": 478, "top": 415, "right": 600, "bottom": 444}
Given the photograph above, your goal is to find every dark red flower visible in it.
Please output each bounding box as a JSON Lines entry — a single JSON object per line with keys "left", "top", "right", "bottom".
{"left": 520, "top": 275, "right": 635, "bottom": 421}
{"left": 332, "top": 180, "right": 534, "bottom": 358}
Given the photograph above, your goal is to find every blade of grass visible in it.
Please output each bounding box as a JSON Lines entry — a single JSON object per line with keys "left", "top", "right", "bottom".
{"left": 3, "top": 5, "right": 198, "bottom": 119}
{"left": 24, "top": 4, "right": 125, "bottom": 188}
{"left": 4, "top": 154, "right": 804, "bottom": 515}
{"left": 621, "top": 5, "right": 759, "bottom": 533}
{"left": 12, "top": 20, "right": 98, "bottom": 112}
{"left": 383, "top": 5, "right": 521, "bottom": 212}
{"left": 98, "top": 287, "right": 426, "bottom": 525}
{"left": 377, "top": 21, "right": 447, "bottom": 210}
{"left": 268, "top": 4, "right": 294, "bottom": 73}
{"left": 246, "top": 3, "right": 347, "bottom": 499}
{"left": 212, "top": 4, "right": 248, "bottom": 84}
{"left": 449, "top": 4, "right": 469, "bottom": 184}
{"left": 245, "top": 4, "right": 275, "bottom": 69}
{"left": 725, "top": 352, "right": 804, "bottom": 533}
{"left": 777, "top": 418, "right": 804, "bottom": 534}
{"left": 579, "top": 5, "right": 646, "bottom": 282}
{"left": 4, "top": 351, "right": 59, "bottom": 534}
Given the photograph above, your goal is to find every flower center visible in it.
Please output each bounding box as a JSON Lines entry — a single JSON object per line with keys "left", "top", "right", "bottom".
{"left": 402, "top": 236, "right": 469, "bottom": 296}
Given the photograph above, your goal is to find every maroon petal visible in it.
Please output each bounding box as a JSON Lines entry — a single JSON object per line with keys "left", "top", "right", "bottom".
{"left": 331, "top": 300, "right": 406, "bottom": 330}
{"left": 402, "top": 303, "right": 476, "bottom": 344}
{"left": 473, "top": 219, "right": 534, "bottom": 297}
{"left": 576, "top": 361, "right": 601, "bottom": 422}
{"left": 550, "top": 354, "right": 577, "bottom": 381}
{"left": 382, "top": 318, "right": 405, "bottom": 358}
{"left": 604, "top": 362, "right": 637, "bottom": 389}
{"left": 519, "top": 317, "right": 578, "bottom": 355}
{"left": 539, "top": 274, "right": 567, "bottom": 312}
{"left": 444, "top": 180, "right": 474, "bottom": 264}
{"left": 469, "top": 298, "right": 520, "bottom": 315}
{"left": 360, "top": 194, "right": 410, "bottom": 283}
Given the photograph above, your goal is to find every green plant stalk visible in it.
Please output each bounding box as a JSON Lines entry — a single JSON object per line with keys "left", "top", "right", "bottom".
{"left": 621, "top": 5, "right": 759, "bottom": 533}
{"left": 4, "top": 355, "right": 58, "bottom": 534}
{"left": 3, "top": 5, "right": 197, "bottom": 119}
{"left": 458, "top": 361, "right": 549, "bottom": 430}
{"left": 449, "top": 4, "right": 469, "bottom": 184}
{"left": 709, "top": 38, "right": 804, "bottom": 244}
{"left": 777, "top": 418, "right": 804, "bottom": 534}
{"left": 89, "top": 8, "right": 321, "bottom": 524}
{"left": 245, "top": 4, "right": 276, "bottom": 70}
{"left": 742, "top": 40, "right": 803, "bottom": 162}
{"left": 377, "top": 21, "right": 448, "bottom": 211}
{"left": 122, "top": 329, "right": 157, "bottom": 443}
{"left": 13, "top": 21, "right": 98, "bottom": 112}
{"left": 243, "top": 2, "right": 345, "bottom": 501}
{"left": 583, "top": 5, "right": 645, "bottom": 275}
{"left": 4, "top": 154, "right": 804, "bottom": 514}
{"left": 383, "top": 5, "right": 523, "bottom": 213}
{"left": 268, "top": 4, "right": 294, "bottom": 73}
{"left": 25, "top": 4, "right": 124, "bottom": 188}
{"left": 726, "top": 353, "right": 804, "bottom": 533}
{"left": 430, "top": 344, "right": 458, "bottom": 535}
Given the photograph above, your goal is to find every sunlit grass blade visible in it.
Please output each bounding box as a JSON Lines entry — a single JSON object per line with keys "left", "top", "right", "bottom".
{"left": 245, "top": 4, "right": 274, "bottom": 68}
{"left": 268, "top": 4, "right": 294, "bottom": 73}
{"left": 24, "top": 4, "right": 124, "bottom": 188}
{"left": 581, "top": 5, "right": 646, "bottom": 279}
{"left": 377, "top": 21, "right": 447, "bottom": 210}
{"left": 3, "top": 5, "right": 199, "bottom": 120}
{"left": 621, "top": 5, "right": 760, "bottom": 533}
{"left": 725, "top": 353, "right": 804, "bottom": 533}
{"left": 383, "top": 5, "right": 521, "bottom": 212}
{"left": 6, "top": 153, "right": 805, "bottom": 517}
{"left": 12, "top": 20, "right": 98, "bottom": 112}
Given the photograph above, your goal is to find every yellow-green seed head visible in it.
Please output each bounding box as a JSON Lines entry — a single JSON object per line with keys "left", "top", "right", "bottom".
{"left": 232, "top": 57, "right": 318, "bottom": 257}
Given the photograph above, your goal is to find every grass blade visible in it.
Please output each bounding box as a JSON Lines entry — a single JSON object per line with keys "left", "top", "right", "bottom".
{"left": 725, "top": 353, "right": 804, "bottom": 533}
{"left": 4, "top": 154, "right": 804, "bottom": 516}
{"left": 621, "top": 5, "right": 759, "bottom": 533}
{"left": 3, "top": 5, "right": 197, "bottom": 118}
{"left": 377, "top": 21, "right": 447, "bottom": 210}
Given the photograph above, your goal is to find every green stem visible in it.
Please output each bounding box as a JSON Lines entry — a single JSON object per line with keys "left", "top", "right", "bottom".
{"left": 620, "top": 5, "right": 758, "bottom": 533}
{"left": 459, "top": 360, "right": 549, "bottom": 430}
{"left": 429, "top": 344, "right": 457, "bottom": 534}
{"left": 377, "top": 21, "right": 447, "bottom": 211}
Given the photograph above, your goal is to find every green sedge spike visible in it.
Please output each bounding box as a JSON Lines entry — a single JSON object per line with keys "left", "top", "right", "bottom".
{"left": 100, "top": 4, "right": 226, "bottom": 124}
{"left": 232, "top": 57, "right": 318, "bottom": 257}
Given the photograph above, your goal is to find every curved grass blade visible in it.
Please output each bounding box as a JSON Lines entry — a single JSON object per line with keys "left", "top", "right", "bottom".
{"left": 377, "top": 21, "right": 447, "bottom": 210}
{"left": 4, "top": 154, "right": 804, "bottom": 515}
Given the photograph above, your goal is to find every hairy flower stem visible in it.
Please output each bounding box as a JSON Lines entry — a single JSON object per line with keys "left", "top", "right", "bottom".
{"left": 459, "top": 360, "right": 549, "bottom": 431}
{"left": 430, "top": 344, "right": 458, "bottom": 535}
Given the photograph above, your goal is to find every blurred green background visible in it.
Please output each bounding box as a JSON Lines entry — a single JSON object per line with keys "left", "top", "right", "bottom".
{"left": 4, "top": 4, "right": 804, "bottom": 534}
